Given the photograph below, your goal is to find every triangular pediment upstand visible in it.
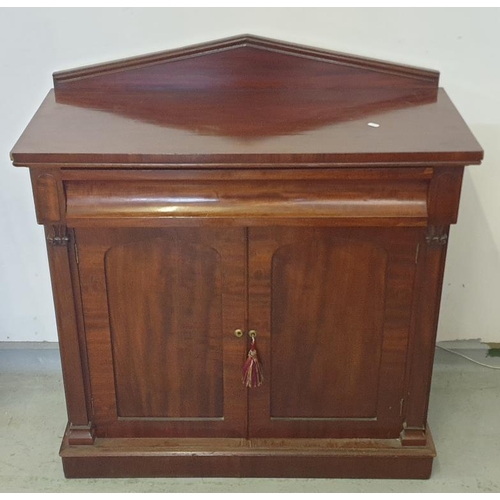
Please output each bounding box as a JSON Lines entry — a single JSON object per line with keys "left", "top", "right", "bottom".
{"left": 52, "top": 35, "right": 439, "bottom": 137}
{"left": 53, "top": 35, "right": 440, "bottom": 91}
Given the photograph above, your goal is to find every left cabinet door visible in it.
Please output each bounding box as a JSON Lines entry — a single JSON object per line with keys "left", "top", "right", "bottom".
{"left": 75, "top": 227, "right": 247, "bottom": 438}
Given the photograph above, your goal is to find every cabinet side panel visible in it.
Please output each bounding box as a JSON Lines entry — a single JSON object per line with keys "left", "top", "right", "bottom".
{"left": 270, "top": 240, "right": 387, "bottom": 418}
{"left": 105, "top": 238, "right": 224, "bottom": 418}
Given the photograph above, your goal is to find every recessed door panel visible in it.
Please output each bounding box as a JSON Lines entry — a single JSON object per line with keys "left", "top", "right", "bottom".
{"left": 248, "top": 227, "right": 420, "bottom": 439}
{"left": 105, "top": 238, "right": 223, "bottom": 418}
{"left": 270, "top": 239, "right": 387, "bottom": 419}
{"left": 76, "top": 227, "right": 246, "bottom": 438}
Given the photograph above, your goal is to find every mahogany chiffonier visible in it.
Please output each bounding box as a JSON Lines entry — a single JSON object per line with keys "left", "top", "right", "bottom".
{"left": 10, "top": 35, "right": 483, "bottom": 479}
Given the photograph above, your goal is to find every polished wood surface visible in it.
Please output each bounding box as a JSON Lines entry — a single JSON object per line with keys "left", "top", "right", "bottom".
{"left": 60, "top": 430, "right": 436, "bottom": 479}
{"left": 64, "top": 176, "right": 428, "bottom": 226}
{"left": 53, "top": 34, "right": 439, "bottom": 91}
{"left": 105, "top": 235, "right": 224, "bottom": 418}
{"left": 404, "top": 226, "right": 449, "bottom": 433}
{"left": 11, "top": 88, "right": 482, "bottom": 166}
{"left": 248, "top": 227, "right": 420, "bottom": 439}
{"left": 269, "top": 234, "right": 387, "bottom": 419}
{"left": 53, "top": 87, "right": 438, "bottom": 139}
{"left": 11, "top": 36, "right": 481, "bottom": 166}
{"left": 75, "top": 227, "right": 247, "bottom": 438}
{"left": 11, "top": 35, "right": 483, "bottom": 478}
{"left": 44, "top": 226, "right": 94, "bottom": 445}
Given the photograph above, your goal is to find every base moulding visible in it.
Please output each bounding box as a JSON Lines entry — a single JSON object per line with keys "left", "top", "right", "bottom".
{"left": 60, "top": 426, "right": 436, "bottom": 479}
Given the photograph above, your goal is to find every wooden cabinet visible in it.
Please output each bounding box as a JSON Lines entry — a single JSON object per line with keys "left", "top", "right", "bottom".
{"left": 11, "top": 35, "right": 483, "bottom": 479}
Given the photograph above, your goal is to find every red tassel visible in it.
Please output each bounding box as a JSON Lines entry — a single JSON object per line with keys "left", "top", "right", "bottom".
{"left": 242, "top": 337, "right": 263, "bottom": 388}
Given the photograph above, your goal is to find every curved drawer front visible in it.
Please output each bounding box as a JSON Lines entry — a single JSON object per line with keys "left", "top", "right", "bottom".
{"left": 64, "top": 170, "right": 429, "bottom": 226}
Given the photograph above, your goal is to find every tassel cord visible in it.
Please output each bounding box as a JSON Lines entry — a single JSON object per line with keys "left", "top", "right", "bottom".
{"left": 242, "top": 337, "right": 264, "bottom": 388}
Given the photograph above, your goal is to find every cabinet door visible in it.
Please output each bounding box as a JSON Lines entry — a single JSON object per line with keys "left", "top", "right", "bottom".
{"left": 248, "top": 227, "right": 421, "bottom": 439}
{"left": 75, "top": 227, "right": 247, "bottom": 438}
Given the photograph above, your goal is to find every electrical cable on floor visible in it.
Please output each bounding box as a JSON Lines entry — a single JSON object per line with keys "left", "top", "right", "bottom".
{"left": 436, "top": 345, "right": 500, "bottom": 370}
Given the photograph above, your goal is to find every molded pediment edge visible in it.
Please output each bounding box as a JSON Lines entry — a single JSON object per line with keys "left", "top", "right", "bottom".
{"left": 52, "top": 34, "right": 439, "bottom": 88}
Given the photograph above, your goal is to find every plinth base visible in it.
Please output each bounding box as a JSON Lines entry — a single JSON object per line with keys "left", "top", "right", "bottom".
{"left": 60, "top": 426, "right": 436, "bottom": 479}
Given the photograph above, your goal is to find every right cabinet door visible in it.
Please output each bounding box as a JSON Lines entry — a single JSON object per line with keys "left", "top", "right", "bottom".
{"left": 247, "top": 227, "right": 422, "bottom": 439}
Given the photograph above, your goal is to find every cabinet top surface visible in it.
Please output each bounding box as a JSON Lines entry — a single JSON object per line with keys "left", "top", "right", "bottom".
{"left": 11, "top": 35, "right": 483, "bottom": 168}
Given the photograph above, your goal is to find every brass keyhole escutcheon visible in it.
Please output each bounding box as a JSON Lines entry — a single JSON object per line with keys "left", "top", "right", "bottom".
{"left": 248, "top": 330, "right": 257, "bottom": 339}
{"left": 234, "top": 329, "right": 244, "bottom": 338}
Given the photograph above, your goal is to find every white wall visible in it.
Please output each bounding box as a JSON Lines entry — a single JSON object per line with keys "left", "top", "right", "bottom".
{"left": 1, "top": 8, "right": 499, "bottom": 342}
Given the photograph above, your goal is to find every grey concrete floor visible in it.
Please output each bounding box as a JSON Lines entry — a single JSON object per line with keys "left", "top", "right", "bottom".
{"left": 0, "top": 342, "right": 499, "bottom": 492}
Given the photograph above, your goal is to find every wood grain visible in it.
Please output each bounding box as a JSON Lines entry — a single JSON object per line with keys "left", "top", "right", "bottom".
{"left": 64, "top": 178, "right": 428, "bottom": 225}
{"left": 75, "top": 227, "right": 247, "bottom": 438}
{"left": 60, "top": 427, "right": 436, "bottom": 479}
{"left": 11, "top": 35, "right": 483, "bottom": 478}
{"left": 11, "top": 89, "right": 482, "bottom": 166}
{"left": 247, "top": 227, "right": 420, "bottom": 439}
{"left": 105, "top": 237, "right": 224, "bottom": 418}
{"left": 269, "top": 237, "right": 387, "bottom": 419}
{"left": 44, "top": 226, "right": 93, "bottom": 443}
{"left": 29, "top": 169, "right": 65, "bottom": 223}
{"left": 53, "top": 34, "right": 439, "bottom": 90}
{"left": 403, "top": 225, "right": 449, "bottom": 433}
